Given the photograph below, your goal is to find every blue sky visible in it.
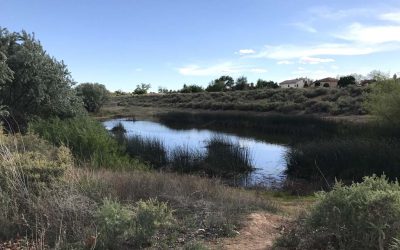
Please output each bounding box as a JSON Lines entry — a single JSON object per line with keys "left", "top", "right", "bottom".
{"left": 1, "top": 0, "right": 400, "bottom": 91}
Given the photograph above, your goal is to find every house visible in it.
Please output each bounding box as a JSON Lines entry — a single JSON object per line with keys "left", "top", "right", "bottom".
{"left": 313, "top": 77, "right": 338, "bottom": 88}
{"left": 279, "top": 78, "right": 312, "bottom": 88}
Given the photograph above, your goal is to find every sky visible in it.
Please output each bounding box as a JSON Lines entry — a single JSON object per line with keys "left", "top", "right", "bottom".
{"left": 1, "top": 0, "right": 400, "bottom": 91}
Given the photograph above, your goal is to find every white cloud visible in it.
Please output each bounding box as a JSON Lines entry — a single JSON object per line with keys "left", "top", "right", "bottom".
{"left": 135, "top": 68, "right": 143, "bottom": 72}
{"left": 337, "top": 22, "right": 400, "bottom": 44}
{"left": 253, "top": 43, "right": 383, "bottom": 60}
{"left": 300, "top": 56, "right": 335, "bottom": 64}
{"left": 291, "top": 22, "right": 317, "bottom": 33}
{"left": 237, "top": 49, "right": 256, "bottom": 55}
{"left": 277, "top": 60, "right": 293, "bottom": 65}
{"left": 250, "top": 68, "right": 268, "bottom": 73}
{"left": 380, "top": 11, "right": 400, "bottom": 23}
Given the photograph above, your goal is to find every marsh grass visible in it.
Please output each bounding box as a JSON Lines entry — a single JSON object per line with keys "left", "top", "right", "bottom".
{"left": 124, "top": 135, "right": 168, "bottom": 168}
{"left": 169, "top": 146, "right": 203, "bottom": 173}
{"left": 157, "top": 111, "right": 340, "bottom": 140}
{"left": 204, "top": 136, "right": 253, "bottom": 178}
{"left": 285, "top": 138, "right": 400, "bottom": 183}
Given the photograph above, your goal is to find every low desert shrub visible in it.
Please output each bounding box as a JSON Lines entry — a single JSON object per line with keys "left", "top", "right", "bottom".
{"left": 95, "top": 198, "right": 173, "bottom": 249}
{"left": 274, "top": 175, "right": 400, "bottom": 250}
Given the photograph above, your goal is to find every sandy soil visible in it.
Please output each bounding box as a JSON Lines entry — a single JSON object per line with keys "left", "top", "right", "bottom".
{"left": 209, "top": 212, "right": 290, "bottom": 250}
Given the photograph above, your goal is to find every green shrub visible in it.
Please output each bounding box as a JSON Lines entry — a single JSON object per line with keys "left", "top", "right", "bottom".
{"left": 95, "top": 199, "right": 134, "bottom": 249}
{"left": 275, "top": 175, "right": 400, "bottom": 250}
{"left": 29, "top": 116, "right": 145, "bottom": 169}
{"left": 365, "top": 79, "right": 400, "bottom": 125}
{"left": 95, "top": 198, "right": 173, "bottom": 249}
{"left": 133, "top": 198, "right": 173, "bottom": 247}
{"left": 76, "top": 82, "right": 110, "bottom": 113}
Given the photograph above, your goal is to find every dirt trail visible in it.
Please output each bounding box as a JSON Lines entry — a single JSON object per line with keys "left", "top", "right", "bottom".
{"left": 209, "top": 212, "right": 289, "bottom": 250}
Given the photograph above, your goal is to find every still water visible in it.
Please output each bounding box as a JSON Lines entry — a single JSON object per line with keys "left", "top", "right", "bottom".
{"left": 103, "top": 119, "right": 288, "bottom": 187}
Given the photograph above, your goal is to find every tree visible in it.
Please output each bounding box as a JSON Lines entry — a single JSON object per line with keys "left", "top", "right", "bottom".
{"left": 133, "top": 83, "right": 151, "bottom": 95}
{"left": 338, "top": 75, "right": 356, "bottom": 88}
{"left": 256, "top": 79, "right": 278, "bottom": 89}
{"left": 234, "top": 76, "right": 249, "bottom": 90}
{"left": 366, "top": 79, "right": 400, "bottom": 125}
{"left": 76, "top": 83, "right": 109, "bottom": 113}
{"left": 180, "top": 84, "right": 204, "bottom": 93}
{"left": 206, "top": 80, "right": 225, "bottom": 92}
{"left": 158, "top": 86, "right": 169, "bottom": 94}
{"left": 368, "top": 70, "right": 390, "bottom": 81}
{"left": 0, "top": 28, "right": 83, "bottom": 126}
{"left": 217, "top": 75, "right": 234, "bottom": 89}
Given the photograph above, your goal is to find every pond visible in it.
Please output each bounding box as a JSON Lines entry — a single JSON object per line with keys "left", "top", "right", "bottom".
{"left": 103, "top": 119, "right": 288, "bottom": 187}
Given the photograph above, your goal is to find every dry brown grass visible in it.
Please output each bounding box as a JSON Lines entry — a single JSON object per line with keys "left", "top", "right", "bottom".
{"left": 73, "top": 168, "right": 277, "bottom": 239}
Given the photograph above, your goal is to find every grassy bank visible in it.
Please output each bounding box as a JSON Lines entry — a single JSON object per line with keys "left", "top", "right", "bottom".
{"left": 0, "top": 128, "right": 277, "bottom": 249}
{"left": 106, "top": 85, "right": 368, "bottom": 117}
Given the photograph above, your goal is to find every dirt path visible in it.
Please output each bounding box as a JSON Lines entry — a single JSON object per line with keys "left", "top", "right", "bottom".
{"left": 209, "top": 212, "right": 290, "bottom": 250}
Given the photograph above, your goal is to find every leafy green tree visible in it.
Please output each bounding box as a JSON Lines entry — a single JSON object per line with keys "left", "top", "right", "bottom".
{"left": 234, "top": 76, "right": 249, "bottom": 90}
{"left": 256, "top": 79, "right": 278, "bottom": 89}
{"left": 0, "top": 28, "right": 83, "bottom": 125}
{"left": 368, "top": 70, "right": 390, "bottom": 81}
{"left": 180, "top": 84, "right": 204, "bottom": 93}
{"left": 134, "top": 83, "right": 151, "bottom": 95}
{"left": 158, "top": 86, "right": 169, "bottom": 94}
{"left": 217, "top": 75, "right": 234, "bottom": 89}
{"left": 76, "top": 83, "right": 109, "bottom": 113}
{"left": 206, "top": 80, "right": 225, "bottom": 92}
{"left": 338, "top": 75, "right": 356, "bottom": 87}
{"left": 366, "top": 79, "right": 400, "bottom": 125}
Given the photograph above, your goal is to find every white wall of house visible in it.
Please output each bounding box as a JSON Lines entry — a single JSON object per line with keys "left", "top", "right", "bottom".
{"left": 280, "top": 79, "right": 310, "bottom": 88}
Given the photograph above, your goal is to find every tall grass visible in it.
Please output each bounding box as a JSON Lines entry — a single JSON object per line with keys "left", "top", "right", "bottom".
{"left": 124, "top": 135, "right": 168, "bottom": 168}
{"left": 158, "top": 111, "right": 340, "bottom": 141}
{"left": 169, "top": 146, "right": 203, "bottom": 173}
{"left": 29, "top": 116, "right": 146, "bottom": 169}
{"left": 285, "top": 138, "right": 400, "bottom": 183}
{"left": 115, "top": 130, "right": 255, "bottom": 178}
{"left": 203, "top": 136, "right": 253, "bottom": 177}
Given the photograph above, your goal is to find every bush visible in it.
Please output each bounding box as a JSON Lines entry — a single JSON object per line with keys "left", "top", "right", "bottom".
{"left": 76, "top": 82, "right": 110, "bottom": 113}
{"left": 0, "top": 28, "right": 83, "bottom": 127}
{"left": 275, "top": 175, "right": 400, "bottom": 250}
{"left": 29, "top": 116, "right": 145, "bottom": 169}
{"left": 95, "top": 199, "right": 134, "bottom": 249}
{"left": 134, "top": 199, "right": 173, "bottom": 247}
{"left": 95, "top": 198, "right": 172, "bottom": 249}
{"left": 365, "top": 79, "right": 400, "bottom": 125}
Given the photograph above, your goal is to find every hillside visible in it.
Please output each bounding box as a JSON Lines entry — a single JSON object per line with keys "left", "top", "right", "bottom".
{"left": 106, "top": 86, "right": 369, "bottom": 118}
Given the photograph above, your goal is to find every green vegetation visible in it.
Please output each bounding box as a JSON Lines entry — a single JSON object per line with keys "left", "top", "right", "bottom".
{"left": 29, "top": 116, "right": 144, "bottom": 169}
{"left": 157, "top": 111, "right": 339, "bottom": 139}
{"left": 338, "top": 75, "right": 356, "bottom": 87}
{"left": 111, "top": 85, "right": 367, "bottom": 115}
{"left": 0, "top": 128, "right": 275, "bottom": 248}
{"left": 76, "top": 82, "right": 110, "bottom": 113}
{"left": 0, "top": 28, "right": 83, "bottom": 127}
{"left": 114, "top": 126, "right": 254, "bottom": 177}
{"left": 285, "top": 138, "right": 400, "bottom": 184}
{"left": 275, "top": 176, "right": 400, "bottom": 250}
{"left": 366, "top": 79, "right": 400, "bottom": 125}
{"left": 134, "top": 83, "right": 151, "bottom": 95}
{"left": 122, "top": 134, "right": 168, "bottom": 168}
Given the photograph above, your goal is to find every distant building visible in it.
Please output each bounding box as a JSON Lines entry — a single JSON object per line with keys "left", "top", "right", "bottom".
{"left": 279, "top": 78, "right": 312, "bottom": 88}
{"left": 313, "top": 77, "right": 338, "bottom": 88}
{"left": 360, "top": 79, "right": 377, "bottom": 86}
